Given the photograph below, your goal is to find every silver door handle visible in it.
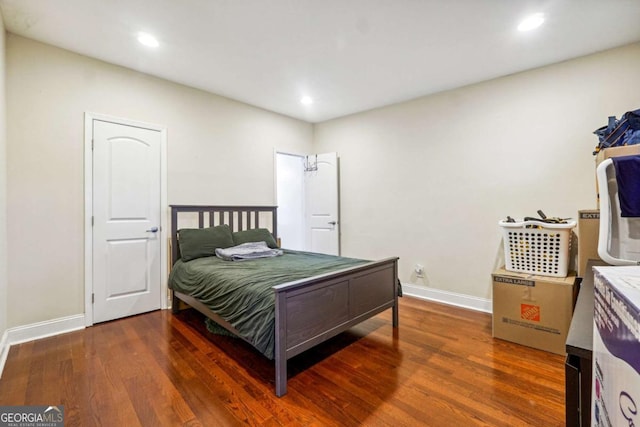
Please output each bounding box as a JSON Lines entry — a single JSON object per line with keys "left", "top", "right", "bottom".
{"left": 328, "top": 221, "right": 337, "bottom": 225}
{"left": 146, "top": 227, "right": 159, "bottom": 233}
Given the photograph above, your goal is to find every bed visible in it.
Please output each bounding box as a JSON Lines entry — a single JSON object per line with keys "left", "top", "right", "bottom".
{"left": 169, "top": 205, "right": 399, "bottom": 396}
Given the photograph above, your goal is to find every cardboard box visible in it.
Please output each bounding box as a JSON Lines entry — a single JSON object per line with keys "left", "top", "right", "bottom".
{"left": 577, "top": 210, "right": 602, "bottom": 277}
{"left": 592, "top": 266, "right": 640, "bottom": 426}
{"left": 492, "top": 268, "right": 577, "bottom": 355}
{"left": 595, "top": 144, "right": 640, "bottom": 167}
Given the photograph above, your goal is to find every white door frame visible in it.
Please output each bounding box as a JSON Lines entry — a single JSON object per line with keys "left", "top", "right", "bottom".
{"left": 84, "top": 112, "right": 169, "bottom": 327}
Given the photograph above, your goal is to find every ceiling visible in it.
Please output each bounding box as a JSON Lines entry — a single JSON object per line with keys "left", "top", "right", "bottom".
{"left": 2, "top": 0, "right": 640, "bottom": 123}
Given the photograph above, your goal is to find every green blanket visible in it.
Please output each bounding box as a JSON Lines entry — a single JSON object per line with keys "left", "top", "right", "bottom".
{"left": 168, "top": 250, "right": 368, "bottom": 359}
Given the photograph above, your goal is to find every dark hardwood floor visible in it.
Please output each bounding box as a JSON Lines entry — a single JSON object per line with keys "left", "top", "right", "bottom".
{"left": 0, "top": 297, "right": 565, "bottom": 426}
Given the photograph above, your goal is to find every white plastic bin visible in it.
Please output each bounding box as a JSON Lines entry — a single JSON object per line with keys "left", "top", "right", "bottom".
{"left": 596, "top": 158, "right": 640, "bottom": 265}
{"left": 499, "top": 219, "right": 576, "bottom": 277}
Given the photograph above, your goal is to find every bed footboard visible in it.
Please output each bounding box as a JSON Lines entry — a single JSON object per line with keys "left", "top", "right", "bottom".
{"left": 273, "top": 257, "right": 399, "bottom": 396}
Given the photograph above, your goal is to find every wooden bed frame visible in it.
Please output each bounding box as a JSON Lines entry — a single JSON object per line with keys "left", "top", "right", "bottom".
{"left": 169, "top": 205, "right": 399, "bottom": 396}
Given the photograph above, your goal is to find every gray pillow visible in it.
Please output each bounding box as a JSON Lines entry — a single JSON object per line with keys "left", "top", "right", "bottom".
{"left": 178, "top": 224, "right": 234, "bottom": 261}
{"left": 232, "top": 228, "right": 278, "bottom": 249}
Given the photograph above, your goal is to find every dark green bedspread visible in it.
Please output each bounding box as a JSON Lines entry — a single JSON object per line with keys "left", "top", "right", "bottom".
{"left": 168, "top": 250, "right": 368, "bottom": 359}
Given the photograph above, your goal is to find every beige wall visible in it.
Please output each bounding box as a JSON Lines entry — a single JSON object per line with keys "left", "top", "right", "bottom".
{"left": 6, "top": 35, "right": 313, "bottom": 327}
{"left": 0, "top": 15, "right": 7, "bottom": 337}
{"left": 314, "top": 43, "right": 640, "bottom": 299}
{"left": 5, "top": 31, "right": 640, "bottom": 328}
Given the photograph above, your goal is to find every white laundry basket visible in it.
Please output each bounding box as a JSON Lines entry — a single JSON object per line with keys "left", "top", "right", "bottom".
{"left": 499, "top": 219, "right": 576, "bottom": 277}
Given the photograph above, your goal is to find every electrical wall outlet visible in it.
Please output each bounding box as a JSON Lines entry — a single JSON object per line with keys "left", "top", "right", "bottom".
{"left": 415, "top": 263, "right": 424, "bottom": 278}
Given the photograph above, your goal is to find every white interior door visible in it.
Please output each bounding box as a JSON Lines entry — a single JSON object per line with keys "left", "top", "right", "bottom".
{"left": 92, "top": 119, "right": 162, "bottom": 323}
{"left": 305, "top": 152, "right": 340, "bottom": 255}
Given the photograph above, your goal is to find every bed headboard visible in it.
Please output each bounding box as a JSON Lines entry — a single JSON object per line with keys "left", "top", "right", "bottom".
{"left": 170, "top": 205, "right": 278, "bottom": 264}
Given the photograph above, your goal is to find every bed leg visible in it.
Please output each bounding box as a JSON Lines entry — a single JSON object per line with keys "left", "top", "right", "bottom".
{"left": 171, "top": 291, "right": 180, "bottom": 314}
{"left": 274, "top": 291, "right": 287, "bottom": 396}
{"left": 392, "top": 301, "right": 399, "bottom": 328}
{"left": 392, "top": 266, "right": 400, "bottom": 328}
{"left": 275, "top": 355, "right": 287, "bottom": 397}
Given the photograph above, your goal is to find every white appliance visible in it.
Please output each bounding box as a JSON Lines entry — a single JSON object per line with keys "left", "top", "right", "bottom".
{"left": 592, "top": 266, "right": 640, "bottom": 426}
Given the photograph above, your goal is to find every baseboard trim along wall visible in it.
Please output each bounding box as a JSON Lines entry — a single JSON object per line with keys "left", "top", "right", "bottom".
{"left": 0, "top": 330, "right": 9, "bottom": 379}
{"left": 0, "top": 314, "right": 86, "bottom": 378}
{"left": 402, "top": 282, "right": 492, "bottom": 313}
{"left": 7, "top": 314, "right": 86, "bottom": 346}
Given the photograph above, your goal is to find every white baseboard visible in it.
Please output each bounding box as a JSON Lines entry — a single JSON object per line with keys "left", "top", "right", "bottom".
{"left": 402, "top": 282, "right": 492, "bottom": 313}
{"left": 0, "top": 314, "right": 85, "bottom": 379}
{"left": 0, "top": 330, "right": 9, "bottom": 379}
{"left": 7, "top": 314, "right": 86, "bottom": 346}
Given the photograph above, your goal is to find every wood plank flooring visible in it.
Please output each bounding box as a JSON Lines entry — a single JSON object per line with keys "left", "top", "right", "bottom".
{"left": 0, "top": 297, "right": 565, "bottom": 426}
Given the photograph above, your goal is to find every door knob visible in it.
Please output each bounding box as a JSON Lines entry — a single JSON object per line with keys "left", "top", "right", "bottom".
{"left": 146, "top": 227, "right": 159, "bottom": 233}
{"left": 328, "top": 221, "right": 337, "bottom": 225}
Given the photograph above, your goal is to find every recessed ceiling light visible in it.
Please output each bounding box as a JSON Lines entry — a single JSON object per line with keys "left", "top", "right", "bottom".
{"left": 300, "top": 96, "right": 313, "bottom": 105}
{"left": 137, "top": 32, "right": 159, "bottom": 48}
{"left": 518, "top": 13, "right": 545, "bottom": 32}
